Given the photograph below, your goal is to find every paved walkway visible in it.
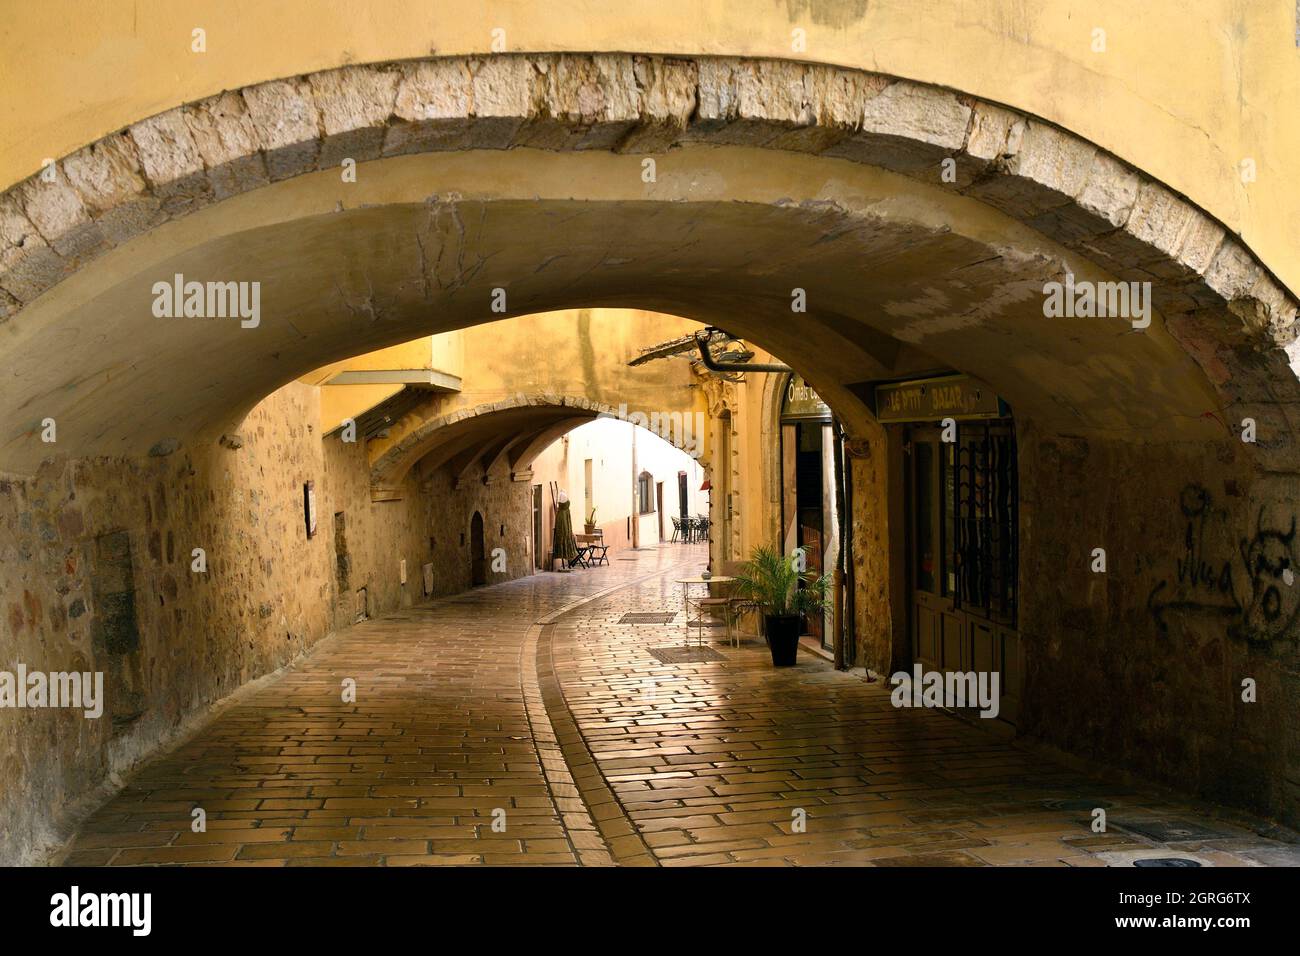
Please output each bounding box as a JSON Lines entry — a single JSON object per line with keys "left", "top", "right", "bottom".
{"left": 61, "top": 545, "right": 1297, "bottom": 866}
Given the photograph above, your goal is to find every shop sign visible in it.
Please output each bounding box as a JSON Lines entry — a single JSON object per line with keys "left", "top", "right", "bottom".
{"left": 876, "top": 375, "right": 1006, "bottom": 423}
{"left": 781, "top": 374, "right": 832, "bottom": 422}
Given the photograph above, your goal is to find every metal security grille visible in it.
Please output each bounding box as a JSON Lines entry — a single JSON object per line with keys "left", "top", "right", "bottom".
{"left": 952, "top": 422, "right": 1018, "bottom": 626}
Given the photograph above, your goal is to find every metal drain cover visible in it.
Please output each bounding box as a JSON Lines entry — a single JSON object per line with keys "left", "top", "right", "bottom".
{"left": 620, "top": 612, "right": 677, "bottom": 624}
{"left": 1134, "top": 858, "right": 1202, "bottom": 867}
{"left": 1043, "top": 799, "right": 1112, "bottom": 811}
{"left": 648, "top": 646, "right": 725, "bottom": 664}
{"left": 1113, "top": 819, "right": 1227, "bottom": 842}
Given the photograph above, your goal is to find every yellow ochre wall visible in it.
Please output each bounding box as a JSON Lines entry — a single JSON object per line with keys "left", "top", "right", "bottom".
{"left": 2, "top": 1, "right": 1297, "bottom": 293}
{"left": 306, "top": 333, "right": 466, "bottom": 434}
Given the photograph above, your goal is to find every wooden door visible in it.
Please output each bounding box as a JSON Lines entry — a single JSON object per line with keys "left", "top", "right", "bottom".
{"left": 532, "top": 485, "right": 543, "bottom": 569}
{"left": 907, "top": 421, "right": 1022, "bottom": 725}
{"left": 908, "top": 430, "right": 952, "bottom": 674}
{"left": 470, "top": 511, "right": 486, "bottom": 586}
{"left": 656, "top": 482, "right": 665, "bottom": 541}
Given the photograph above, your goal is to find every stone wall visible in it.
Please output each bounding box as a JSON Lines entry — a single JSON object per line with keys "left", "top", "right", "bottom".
{"left": 408, "top": 458, "right": 537, "bottom": 593}
{"left": 845, "top": 422, "right": 1296, "bottom": 825}
{"left": 0, "top": 381, "right": 534, "bottom": 864}
{"left": 322, "top": 424, "right": 425, "bottom": 626}
{"left": 1017, "top": 427, "right": 1297, "bottom": 825}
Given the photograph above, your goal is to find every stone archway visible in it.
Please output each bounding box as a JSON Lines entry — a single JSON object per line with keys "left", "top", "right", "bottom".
{"left": 2, "top": 51, "right": 1298, "bottom": 835}
{"left": 2, "top": 53, "right": 1295, "bottom": 474}
{"left": 369, "top": 395, "right": 617, "bottom": 499}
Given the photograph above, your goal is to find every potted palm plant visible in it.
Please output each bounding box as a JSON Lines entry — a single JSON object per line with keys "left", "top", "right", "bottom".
{"left": 733, "top": 545, "right": 830, "bottom": 666}
{"left": 584, "top": 507, "right": 598, "bottom": 535}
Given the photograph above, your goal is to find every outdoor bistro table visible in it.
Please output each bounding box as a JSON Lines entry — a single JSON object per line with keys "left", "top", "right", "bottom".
{"left": 676, "top": 575, "right": 735, "bottom": 646}
{"left": 572, "top": 532, "right": 606, "bottom": 568}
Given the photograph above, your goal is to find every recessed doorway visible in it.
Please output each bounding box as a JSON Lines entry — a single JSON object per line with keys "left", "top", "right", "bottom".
{"left": 470, "top": 511, "right": 487, "bottom": 586}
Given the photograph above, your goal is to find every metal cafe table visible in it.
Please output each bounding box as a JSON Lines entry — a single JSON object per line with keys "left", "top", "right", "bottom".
{"left": 675, "top": 574, "right": 736, "bottom": 646}
{"left": 572, "top": 532, "right": 608, "bottom": 568}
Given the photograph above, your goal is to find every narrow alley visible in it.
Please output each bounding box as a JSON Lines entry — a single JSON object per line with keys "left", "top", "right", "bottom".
{"left": 59, "top": 546, "right": 1294, "bottom": 868}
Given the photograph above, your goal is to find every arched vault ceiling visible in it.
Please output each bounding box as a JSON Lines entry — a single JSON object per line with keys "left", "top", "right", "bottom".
{"left": 1, "top": 54, "right": 1296, "bottom": 473}
{"left": 374, "top": 399, "right": 700, "bottom": 502}
{"left": 376, "top": 399, "right": 605, "bottom": 495}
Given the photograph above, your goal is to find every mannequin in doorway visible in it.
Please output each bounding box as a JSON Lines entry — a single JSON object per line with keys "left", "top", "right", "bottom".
{"left": 553, "top": 490, "right": 578, "bottom": 570}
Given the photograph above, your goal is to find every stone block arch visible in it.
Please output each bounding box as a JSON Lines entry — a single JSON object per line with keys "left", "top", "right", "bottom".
{"left": 0, "top": 55, "right": 1290, "bottom": 344}
{"left": 368, "top": 395, "right": 617, "bottom": 500}
{"left": 1, "top": 52, "right": 1296, "bottom": 477}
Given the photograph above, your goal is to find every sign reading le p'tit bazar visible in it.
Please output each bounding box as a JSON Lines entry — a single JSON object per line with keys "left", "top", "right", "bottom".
{"left": 875, "top": 374, "right": 1007, "bottom": 424}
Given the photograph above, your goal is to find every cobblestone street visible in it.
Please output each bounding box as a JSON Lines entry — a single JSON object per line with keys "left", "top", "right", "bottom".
{"left": 60, "top": 546, "right": 1297, "bottom": 867}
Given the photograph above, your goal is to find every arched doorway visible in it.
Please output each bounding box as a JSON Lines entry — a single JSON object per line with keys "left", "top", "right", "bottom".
{"left": 469, "top": 511, "right": 486, "bottom": 586}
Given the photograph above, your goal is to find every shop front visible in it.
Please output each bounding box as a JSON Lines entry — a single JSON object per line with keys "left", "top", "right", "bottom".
{"left": 876, "top": 374, "right": 1022, "bottom": 725}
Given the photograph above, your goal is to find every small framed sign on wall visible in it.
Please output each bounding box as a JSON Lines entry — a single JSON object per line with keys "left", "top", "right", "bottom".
{"left": 304, "top": 481, "right": 317, "bottom": 538}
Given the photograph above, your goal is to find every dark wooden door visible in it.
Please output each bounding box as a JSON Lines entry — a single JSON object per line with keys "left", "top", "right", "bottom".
{"left": 470, "top": 511, "right": 486, "bottom": 586}
{"left": 532, "top": 485, "right": 543, "bottom": 569}
{"left": 905, "top": 421, "right": 1021, "bottom": 724}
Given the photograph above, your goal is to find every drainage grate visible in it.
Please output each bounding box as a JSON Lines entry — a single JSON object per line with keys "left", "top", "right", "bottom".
{"left": 647, "top": 645, "right": 725, "bottom": 664}
{"left": 620, "top": 612, "right": 677, "bottom": 624}
{"left": 1043, "top": 799, "right": 1112, "bottom": 812}
{"left": 1113, "top": 819, "right": 1228, "bottom": 842}
{"left": 1134, "top": 858, "right": 1202, "bottom": 867}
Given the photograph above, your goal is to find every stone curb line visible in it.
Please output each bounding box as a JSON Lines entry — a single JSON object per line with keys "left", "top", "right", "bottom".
{"left": 522, "top": 560, "right": 696, "bottom": 866}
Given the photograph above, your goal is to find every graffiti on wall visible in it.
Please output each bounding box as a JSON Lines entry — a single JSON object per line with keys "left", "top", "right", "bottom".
{"left": 1146, "top": 484, "right": 1299, "bottom": 645}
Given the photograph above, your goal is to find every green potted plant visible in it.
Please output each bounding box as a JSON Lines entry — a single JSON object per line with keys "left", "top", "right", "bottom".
{"left": 733, "top": 545, "right": 829, "bottom": 666}
{"left": 584, "top": 507, "right": 598, "bottom": 535}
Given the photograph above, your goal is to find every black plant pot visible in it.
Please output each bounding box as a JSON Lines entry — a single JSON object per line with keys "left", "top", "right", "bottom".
{"left": 765, "top": 614, "right": 801, "bottom": 666}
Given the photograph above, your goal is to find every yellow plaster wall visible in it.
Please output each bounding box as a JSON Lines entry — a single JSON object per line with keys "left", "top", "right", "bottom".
{"left": 3, "top": 1, "right": 1297, "bottom": 291}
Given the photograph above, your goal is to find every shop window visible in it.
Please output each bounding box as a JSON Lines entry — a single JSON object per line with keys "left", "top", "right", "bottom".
{"left": 914, "top": 442, "right": 936, "bottom": 593}
{"left": 952, "top": 423, "right": 1018, "bottom": 625}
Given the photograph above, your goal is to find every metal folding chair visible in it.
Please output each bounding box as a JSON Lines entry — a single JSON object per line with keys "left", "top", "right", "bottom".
{"left": 688, "top": 577, "right": 740, "bottom": 646}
